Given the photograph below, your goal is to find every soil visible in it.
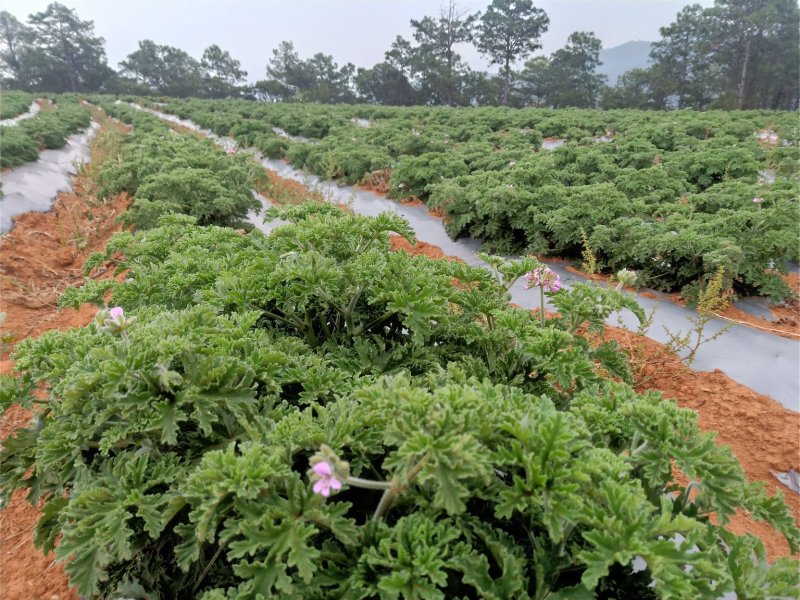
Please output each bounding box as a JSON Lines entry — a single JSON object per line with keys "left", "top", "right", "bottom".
{"left": 389, "top": 234, "right": 463, "bottom": 262}
{"left": 603, "top": 325, "right": 800, "bottom": 559}
{"left": 261, "top": 167, "right": 325, "bottom": 206}
{"left": 358, "top": 169, "right": 391, "bottom": 195}
{"left": 0, "top": 110, "right": 129, "bottom": 600}
{"left": 35, "top": 98, "right": 55, "bottom": 112}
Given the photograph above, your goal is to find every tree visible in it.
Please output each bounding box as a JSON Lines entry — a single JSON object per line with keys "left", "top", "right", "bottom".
{"left": 708, "top": 0, "right": 799, "bottom": 110}
{"left": 515, "top": 55, "right": 551, "bottom": 105}
{"left": 409, "top": 0, "right": 479, "bottom": 105}
{"left": 649, "top": 5, "right": 720, "bottom": 109}
{"left": 546, "top": 31, "right": 606, "bottom": 108}
{"left": 600, "top": 68, "right": 657, "bottom": 109}
{"left": 384, "top": 36, "right": 416, "bottom": 78}
{"left": 355, "top": 62, "right": 416, "bottom": 105}
{"left": 26, "top": 2, "right": 110, "bottom": 92}
{"left": 301, "top": 53, "right": 356, "bottom": 103}
{"left": 201, "top": 44, "right": 247, "bottom": 98}
{"left": 265, "top": 41, "right": 311, "bottom": 100}
{"left": 0, "top": 11, "right": 33, "bottom": 87}
{"left": 120, "top": 40, "right": 203, "bottom": 97}
{"left": 264, "top": 42, "right": 355, "bottom": 103}
{"left": 476, "top": 0, "right": 549, "bottom": 105}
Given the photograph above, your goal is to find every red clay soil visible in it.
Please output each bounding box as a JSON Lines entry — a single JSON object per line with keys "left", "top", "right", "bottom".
{"left": 358, "top": 169, "right": 392, "bottom": 194}
{"left": 262, "top": 167, "right": 321, "bottom": 205}
{"left": 0, "top": 113, "right": 130, "bottom": 600}
{"left": 35, "top": 98, "right": 55, "bottom": 112}
{"left": 389, "top": 234, "right": 464, "bottom": 261}
{"left": 603, "top": 325, "right": 799, "bottom": 559}
{"left": 268, "top": 142, "right": 800, "bottom": 559}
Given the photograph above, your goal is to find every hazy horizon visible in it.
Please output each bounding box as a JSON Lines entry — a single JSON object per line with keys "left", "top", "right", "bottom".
{"left": 3, "top": 0, "right": 714, "bottom": 83}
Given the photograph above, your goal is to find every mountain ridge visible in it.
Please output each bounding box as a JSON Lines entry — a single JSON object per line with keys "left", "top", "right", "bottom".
{"left": 597, "top": 40, "right": 654, "bottom": 85}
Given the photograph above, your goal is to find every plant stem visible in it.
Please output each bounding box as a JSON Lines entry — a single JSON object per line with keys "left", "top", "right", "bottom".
{"left": 373, "top": 487, "right": 397, "bottom": 521}
{"left": 346, "top": 476, "right": 392, "bottom": 491}
{"left": 539, "top": 285, "right": 546, "bottom": 328}
{"left": 371, "top": 454, "right": 430, "bottom": 521}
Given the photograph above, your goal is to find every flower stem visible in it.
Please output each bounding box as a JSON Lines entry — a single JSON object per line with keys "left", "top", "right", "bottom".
{"left": 346, "top": 476, "right": 392, "bottom": 491}
{"left": 539, "top": 285, "right": 546, "bottom": 328}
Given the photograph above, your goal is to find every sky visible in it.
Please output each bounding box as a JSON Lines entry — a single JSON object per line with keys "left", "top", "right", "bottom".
{"left": 4, "top": 0, "right": 715, "bottom": 82}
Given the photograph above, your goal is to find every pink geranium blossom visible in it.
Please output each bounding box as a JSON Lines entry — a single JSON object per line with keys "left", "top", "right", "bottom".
{"left": 523, "top": 266, "right": 561, "bottom": 292}
{"left": 311, "top": 461, "right": 342, "bottom": 497}
{"left": 109, "top": 306, "right": 125, "bottom": 323}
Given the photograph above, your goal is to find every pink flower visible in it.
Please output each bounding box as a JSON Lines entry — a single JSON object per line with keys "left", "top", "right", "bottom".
{"left": 752, "top": 197, "right": 765, "bottom": 203}
{"left": 311, "top": 461, "right": 342, "bottom": 497}
{"left": 109, "top": 306, "right": 124, "bottom": 323}
{"left": 524, "top": 267, "right": 562, "bottom": 292}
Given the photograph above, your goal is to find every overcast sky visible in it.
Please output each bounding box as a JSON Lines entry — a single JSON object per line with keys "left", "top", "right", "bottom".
{"left": 4, "top": 0, "right": 714, "bottom": 82}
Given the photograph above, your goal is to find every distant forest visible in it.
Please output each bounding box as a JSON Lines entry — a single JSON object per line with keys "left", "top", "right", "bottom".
{"left": 1, "top": 0, "right": 797, "bottom": 110}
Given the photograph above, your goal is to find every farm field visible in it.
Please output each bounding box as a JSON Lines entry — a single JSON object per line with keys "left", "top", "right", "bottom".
{"left": 151, "top": 97, "right": 800, "bottom": 302}
{"left": 0, "top": 96, "right": 798, "bottom": 599}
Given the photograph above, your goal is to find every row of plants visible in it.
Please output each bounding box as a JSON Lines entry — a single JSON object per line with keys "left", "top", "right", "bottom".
{"left": 142, "top": 97, "right": 800, "bottom": 301}
{"left": 0, "top": 96, "right": 91, "bottom": 168}
{"left": 1, "top": 196, "right": 798, "bottom": 598}
{"left": 90, "top": 98, "right": 264, "bottom": 230}
{"left": 0, "top": 90, "right": 35, "bottom": 120}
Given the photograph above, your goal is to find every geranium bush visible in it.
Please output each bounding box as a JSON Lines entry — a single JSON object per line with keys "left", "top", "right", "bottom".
{"left": 0, "top": 97, "right": 91, "bottom": 168}
{"left": 92, "top": 101, "right": 262, "bottom": 230}
{"left": 0, "top": 90, "right": 34, "bottom": 119}
{"left": 2, "top": 206, "right": 798, "bottom": 599}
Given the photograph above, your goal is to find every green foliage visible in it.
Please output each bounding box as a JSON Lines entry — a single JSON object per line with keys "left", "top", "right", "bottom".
{"left": 4, "top": 206, "right": 798, "bottom": 599}
{"left": 0, "top": 98, "right": 91, "bottom": 168}
{"left": 93, "top": 103, "right": 260, "bottom": 229}
{"left": 0, "top": 90, "right": 34, "bottom": 119}
{"left": 0, "top": 125, "right": 39, "bottom": 166}
{"left": 150, "top": 97, "right": 799, "bottom": 300}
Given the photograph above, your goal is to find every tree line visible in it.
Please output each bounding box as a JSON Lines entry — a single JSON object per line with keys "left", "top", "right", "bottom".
{"left": 1, "top": 0, "right": 797, "bottom": 110}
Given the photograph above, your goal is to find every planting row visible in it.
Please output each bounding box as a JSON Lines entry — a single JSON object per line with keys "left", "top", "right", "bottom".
{"left": 91, "top": 98, "right": 264, "bottom": 230}
{"left": 146, "top": 97, "right": 800, "bottom": 301}
{"left": 1, "top": 199, "right": 797, "bottom": 598}
{"left": 0, "top": 90, "right": 35, "bottom": 120}
{"left": 0, "top": 96, "right": 91, "bottom": 168}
